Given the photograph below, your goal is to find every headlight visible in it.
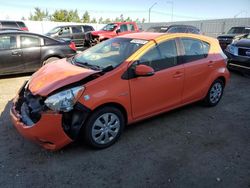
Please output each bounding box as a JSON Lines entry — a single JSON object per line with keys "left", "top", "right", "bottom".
{"left": 44, "top": 86, "right": 85, "bottom": 112}
{"left": 227, "top": 45, "right": 238, "bottom": 56}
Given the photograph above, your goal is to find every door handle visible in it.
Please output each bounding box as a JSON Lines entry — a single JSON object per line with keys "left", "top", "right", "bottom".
{"left": 173, "top": 71, "right": 183, "bottom": 78}
{"left": 208, "top": 61, "right": 214, "bottom": 67}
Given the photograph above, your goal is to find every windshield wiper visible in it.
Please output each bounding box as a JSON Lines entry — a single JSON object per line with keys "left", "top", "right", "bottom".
{"left": 74, "top": 61, "right": 102, "bottom": 71}
{"left": 102, "top": 65, "right": 114, "bottom": 72}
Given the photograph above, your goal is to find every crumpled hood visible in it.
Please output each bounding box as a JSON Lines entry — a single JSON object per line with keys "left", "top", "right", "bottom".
{"left": 28, "top": 59, "right": 99, "bottom": 96}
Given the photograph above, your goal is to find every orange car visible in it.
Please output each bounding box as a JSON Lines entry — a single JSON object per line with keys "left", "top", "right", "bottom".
{"left": 10, "top": 32, "right": 230, "bottom": 150}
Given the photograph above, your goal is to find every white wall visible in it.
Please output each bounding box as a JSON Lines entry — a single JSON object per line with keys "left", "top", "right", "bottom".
{"left": 23, "top": 21, "right": 105, "bottom": 34}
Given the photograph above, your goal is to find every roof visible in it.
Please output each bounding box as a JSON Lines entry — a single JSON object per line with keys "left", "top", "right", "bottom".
{"left": 149, "top": 24, "right": 198, "bottom": 28}
{"left": 0, "top": 30, "right": 55, "bottom": 40}
{"left": 119, "top": 32, "right": 217, "bottom": 43}
{"left": 118, "top": 32, "right": 164, "bottom": 40}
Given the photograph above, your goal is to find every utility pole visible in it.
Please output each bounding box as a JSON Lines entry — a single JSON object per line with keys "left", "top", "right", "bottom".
{"left": 166, "top": 1, "right": 174, "bottom": 22}
{"left": 148, "top": 2, "right": 157, "bottom": 23}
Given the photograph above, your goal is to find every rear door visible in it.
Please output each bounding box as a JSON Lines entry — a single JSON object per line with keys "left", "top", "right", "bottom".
{"left": 71, "top": 26, "right": 84, "bottom": 47}
{"left": 180, "top": 37, "right": 211, "bottom": 103}
{"left": 129, "top": 39, "right": 184, "bottom": 119}
{"left": 0, "top": 34, "right": 24, "bottom": 75}
{"left": 20, "top": 35, "right": 42, "bottom": 72}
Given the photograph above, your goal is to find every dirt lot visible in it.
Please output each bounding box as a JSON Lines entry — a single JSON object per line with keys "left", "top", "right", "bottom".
{"left": 0, "top": 72, "right": 249, "bottom": 188}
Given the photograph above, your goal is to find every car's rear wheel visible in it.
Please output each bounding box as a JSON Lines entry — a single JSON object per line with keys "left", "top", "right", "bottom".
{"left": 83, "top": 106, "right": 125, "bottom": 149}
{"left": 203, "top": 79, "right": 224, "bottom": 107}
{"left": 42, "top": 57, "right": 60, "bottom": 65}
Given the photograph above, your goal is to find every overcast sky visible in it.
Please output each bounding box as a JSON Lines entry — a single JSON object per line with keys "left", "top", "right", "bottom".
{"left": 0, "top": 0, "right": 249, "bottom": 22}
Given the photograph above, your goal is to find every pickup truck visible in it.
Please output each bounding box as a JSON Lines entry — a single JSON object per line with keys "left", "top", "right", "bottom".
{"left": 84, "top": 22, "right": 140, "bottom": 47}
{"left": 217, "top": 26, "right": 250, "bottom": 50}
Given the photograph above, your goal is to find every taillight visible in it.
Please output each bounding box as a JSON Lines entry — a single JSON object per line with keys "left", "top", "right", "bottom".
{"left": 69, "top": 42, "right": 77, "bottom": 51}
{"left": 20, "top": 27, "right": 29, "bottom": 31}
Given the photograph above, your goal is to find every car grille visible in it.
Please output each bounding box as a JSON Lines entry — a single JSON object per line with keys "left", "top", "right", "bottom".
{"left": 218, "top": 37, "right": 233, "bottom": 45}
{"left": 238, "top": 48, "right": 250, "bottom": 57}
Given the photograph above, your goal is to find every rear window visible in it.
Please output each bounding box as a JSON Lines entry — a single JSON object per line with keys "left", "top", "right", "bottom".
{"left": 181, "top": 38, "right": 210, "bottom": 63}
{"left": 83, "top": 26, "right": 94, "bottom": 32}
{"left": 72, "top": 26, "right": 82, "bottom": 33}
{"left": 1, "top": 21, "right": 18, "bottom": 28}
{"left": 0, "top": 35, "right": 17, "bottom": 50}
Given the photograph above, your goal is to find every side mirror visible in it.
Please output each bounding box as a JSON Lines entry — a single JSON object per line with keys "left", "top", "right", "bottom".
{"left": 58, "top": 30, "right": 63, "bottom": 35}
{"left": 135, "top": 64, "right": 155, "bottom": 77}
{"left": 116, "top": 29, "right": 121, "bottom": 34}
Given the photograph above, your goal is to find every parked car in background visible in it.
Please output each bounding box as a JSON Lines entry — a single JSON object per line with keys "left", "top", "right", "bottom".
{"left": 146, "top": 24, "right": 201, "bottom": 34}
{"left": 84, "top": 22, "right": 140, "bottom": 47}
{"left": 225, "top": 34, "right": 250, "bottom": 76}
{"left": 217, "top": 26, "right": 250, "bottom": 50}
{"left": 0, "top": 31, "right": 76, "bottom": 76}
{"left": 0, "top": 20, "right": 28, "bottom": 31}
{"left": 10, "top": 33, "right": 229, "bottom": 151}
{"left": 45, "top": 25, "right": 94, "bottom": 49}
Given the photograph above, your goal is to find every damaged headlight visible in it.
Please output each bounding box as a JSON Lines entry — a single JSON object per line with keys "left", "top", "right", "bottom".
{"left": 44, "top": 86, "right": 85, "bottom": 112}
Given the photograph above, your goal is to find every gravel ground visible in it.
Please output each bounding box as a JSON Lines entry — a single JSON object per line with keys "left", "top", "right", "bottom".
{"left": 0, "top": 72, "right": 249, "bottom": 188}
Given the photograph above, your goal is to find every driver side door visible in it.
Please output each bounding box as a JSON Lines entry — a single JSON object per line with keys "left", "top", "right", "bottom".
{"left": 129, "top": 39, "right": 184, "bottom": 119}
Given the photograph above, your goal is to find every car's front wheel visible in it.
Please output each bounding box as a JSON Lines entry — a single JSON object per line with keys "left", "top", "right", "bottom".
{"left": 203, "top": 79, "right": 224, "bottom": 107}
{"left": 84, "top": 106, "right": 125, "bottom": 149}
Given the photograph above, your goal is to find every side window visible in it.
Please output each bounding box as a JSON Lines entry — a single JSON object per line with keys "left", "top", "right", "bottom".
{"left": 120, "top": 24, "right": 128, "bottom": 32}
{"left": 181, "top": 38, "right": 210, "bottom": 63}
{"left": 127, "top": 24, "right": 135, "bottom": 31}
{"left": 83, "top": 26, "right": 94, "bottom": 32}
{"left": 168, "top": 27, "right": 187, "bottom": 33}
{"left": 21, "top": 36, "right": 40, "bottom": 48}
{"left": 72, "top": 26, "right": 82, "bottom": 33}
{"left": 59, "top": 27, "right": 70, "bottom": 35}
{"left": 1, "top": 21, "right": 18, "bottom": 28}
{"left": 0, "top": 35, "right": 17, "bottom": 50}
{"left": 139, "top": 39, "right": 178, "bottom": 71}
{"left": 44, "top": 38, "right": 57, "bottom": 45}
{"left": 188, "top": 27, "right": 200, "bottom": 34}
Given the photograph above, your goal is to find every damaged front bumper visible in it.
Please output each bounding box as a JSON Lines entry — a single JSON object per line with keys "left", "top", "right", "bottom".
{"left": 10, "top": 81, "right": 90, "bottom": 151}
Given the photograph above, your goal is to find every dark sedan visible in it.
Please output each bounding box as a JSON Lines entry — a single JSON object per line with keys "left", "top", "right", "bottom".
{"left": 225, "top": 34, "right": 250, "bottom": 76}
{"left": 0, "top": 31, "right": 77, "bottom": 76}
{"left": 145, "top": 24, "right": 201, "bottom": 34}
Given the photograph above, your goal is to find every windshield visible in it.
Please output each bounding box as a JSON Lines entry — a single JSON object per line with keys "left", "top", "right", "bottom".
{"left": 101, "top": 23, "right": 118, "bottom": 31}
{"left": 47, "top": 27, "right": 61, "bottom": 34}
{"left": 227, "top": 27, "right": 250, "bottom": 34}
{"left": 73, "top": 38, "right": 147, "bottom": 70}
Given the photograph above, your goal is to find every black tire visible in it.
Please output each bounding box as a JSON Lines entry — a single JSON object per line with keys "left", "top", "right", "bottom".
{"left": 83, "top": 106, "right": 125, "bottom": 149}
{"left": 42, "top": 57, "right": 60, "bottom": 66}
{"left": 203, "top": 79, "right": 224, "bottom": 107}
